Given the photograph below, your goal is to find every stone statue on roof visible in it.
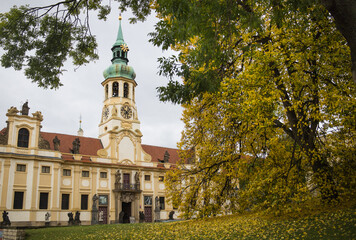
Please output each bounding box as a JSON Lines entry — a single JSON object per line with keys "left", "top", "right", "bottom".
{"left": 53, "top": 136, "right": 60, "bottom": 151}
{"left": 159, "top": 150, "right": 170, "bottom": 163}
{"left": 32, "top": 111, "right": 43, "bottom": 121}
{"left": 163, "top": 150, "right": 170, "bottom": 163}
{"left": 21, "top": 101, "right": 30, "bottom": 116}
{"left": 7, "top": 106, "right": 19, "bottom": 115}
{"left": 72, "top": 137, "right": 80, "bottom": 154}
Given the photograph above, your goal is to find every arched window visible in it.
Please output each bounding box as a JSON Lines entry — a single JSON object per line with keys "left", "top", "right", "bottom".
{"left": 17, "top": 128, "right": 29, "bottom": 148}
{"left": 124, "top": 83, "right": 129, "bottom": 98}
{"left": 113, "top": 82, "right": 119, "bottom": 97}
{"left": 105, "top": 85, "right": 108, "bottom": 99}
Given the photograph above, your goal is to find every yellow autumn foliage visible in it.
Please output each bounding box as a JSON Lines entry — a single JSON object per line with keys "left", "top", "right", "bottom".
{"left": 165, "top": 4, "right": 355, "bottom": 218}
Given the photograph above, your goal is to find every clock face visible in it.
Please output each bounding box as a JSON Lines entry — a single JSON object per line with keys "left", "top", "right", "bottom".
{"left": 121, "top": 105, "right": 132, "bottom": 119}
{"left": 103, "top": 107, "right": 109, "bottom": 120}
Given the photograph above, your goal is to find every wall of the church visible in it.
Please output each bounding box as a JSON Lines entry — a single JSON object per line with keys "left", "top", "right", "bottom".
{"left": 0, "top": 146, "right": 176, "bottom": 226}
{"left": 118, "top": 136, "right": 134, "bottom": 161}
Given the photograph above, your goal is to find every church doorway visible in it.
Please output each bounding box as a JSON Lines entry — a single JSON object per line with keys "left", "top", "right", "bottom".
{"left": 144, "top": 206, "right": 152, "bottom": 222}
{"left": 98, "top": 195, "right": 109, "bottom": 224}
{"left": 98, "top": 206, "right": 108, "bottom": 224}
{"left": 122, "top": 202, "right": 131, "bottom": 223}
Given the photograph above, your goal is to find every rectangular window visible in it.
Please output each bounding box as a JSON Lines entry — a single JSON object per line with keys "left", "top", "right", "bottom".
{"left": 99, "top": 195, "right": 108, "bottom": 205}
{"left": 123, "top": 173, "right": 130, "bottom": 189}
{"left": 42, "top": 166, "right": 50, "bottom": 173}
{"left": 63, "top": 169, "right": 71, "bottom": 176}
{"left": 81, "top": 195, "right": 88, "bottom": 210}
{"left": 16, "top": 164, "right": 26, "bottom": 172}
{"left": 159, "top": 197, "right": 165, "bottom": 210}
{"left": 123, "top": 173, "right": 130, "bottom": 184}
{"left": 144, "top": 175, "right": 151, "bottom": 181}
{"left": 61, "top": 194, "right": 70, "bottom": 210}
{"left": 13, "top": 191, "right": 24, "bottom": 209}
{"left": 159, "top": 176, "right": 164, "bottom": 182}
{"left": 100, "top": 172, "right": 107, "bottom": 178}
{"left": 82, "top": 171, "right": 89, "bottom": 177}
{"left": 39, "top": 193, "right": 49, "bottom": 209}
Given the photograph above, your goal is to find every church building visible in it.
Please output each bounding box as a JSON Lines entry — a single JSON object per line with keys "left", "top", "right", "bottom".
{"left": 0, "top": 16, "right": 180, "bottom": 226}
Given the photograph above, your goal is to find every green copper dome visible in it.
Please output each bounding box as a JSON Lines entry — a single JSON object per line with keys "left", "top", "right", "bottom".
{"left": 103, "top": 17, "right": 136, "bottom": 80}
{"left": 103, "top": 63, "right": 136, "bottom": 80}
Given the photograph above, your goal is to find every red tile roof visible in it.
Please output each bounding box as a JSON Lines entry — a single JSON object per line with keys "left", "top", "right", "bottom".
{"left": 0, "top": 128, "right": 7, "bottom": 135}
{"left": 39, "top": 131, "right": 180, "bottom": 164}
{"left": 141, "top": 144, "right": 180, "bottom": 164}
{"left": 40, "top": 132, "right": 103, "bottom": 156}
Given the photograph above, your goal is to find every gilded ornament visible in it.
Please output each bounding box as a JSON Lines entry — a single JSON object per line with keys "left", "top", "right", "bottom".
{"left": 120, "top": 44, "right": 129, "bottom": 52}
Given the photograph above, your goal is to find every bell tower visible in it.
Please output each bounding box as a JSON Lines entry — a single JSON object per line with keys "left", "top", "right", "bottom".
{"left": 98, "top": 16, "right": 145, "bottom": 162}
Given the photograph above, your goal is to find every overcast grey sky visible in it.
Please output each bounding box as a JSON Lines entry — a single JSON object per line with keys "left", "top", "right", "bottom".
{"left": 0, "top": 1, "right": 183, "bottom": 149}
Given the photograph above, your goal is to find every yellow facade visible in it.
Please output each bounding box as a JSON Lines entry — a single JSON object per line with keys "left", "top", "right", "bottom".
{"left": 0, "top": 112, "right": 177, "bottom": 226}
{"left": 0, "top": 18, "right": 179, "bottom": 226}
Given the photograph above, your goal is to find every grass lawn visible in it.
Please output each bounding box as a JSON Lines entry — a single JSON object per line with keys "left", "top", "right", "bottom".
{"left": 26, "top": 208, "right": 356, "bottom": 239}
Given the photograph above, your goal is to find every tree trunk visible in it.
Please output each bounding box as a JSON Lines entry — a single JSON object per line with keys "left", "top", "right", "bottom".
{"left": 310, "top": 153, "right": 338, "bottom": 200}
{"left": 321, "top": 0, "right": 356, "bottom": 84}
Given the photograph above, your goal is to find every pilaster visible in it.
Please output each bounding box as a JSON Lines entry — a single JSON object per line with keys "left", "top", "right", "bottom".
{"left": 29, "top": 161, "right": 39, "bottom": 221}
{"left": 91, "top": 168, "right": 98, "bottom": 198}
{"left": 73, "top": 165, "right": 80, "bottom": 210}
{"left": 0, "top": 160, "right": 11, "bottom": 209}
{"left": 51, "top": 163, "right": 60, "bottom": 221}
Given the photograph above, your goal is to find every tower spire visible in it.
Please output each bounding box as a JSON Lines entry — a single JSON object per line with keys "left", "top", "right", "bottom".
{"left": 116, "top": 14, "right": 124, "bottom": 45}
{"left": 111, "top": 14, "right": 129, "bottom": 65}
{"left": 103, "top": 13, "right": 136, "bottom": 80}
{"left": 77, "top": 114, "right": 84, "bottom": 136}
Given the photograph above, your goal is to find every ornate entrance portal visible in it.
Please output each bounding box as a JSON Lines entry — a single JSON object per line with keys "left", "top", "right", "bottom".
{"left": 113, "top": 170, "right": 142, "bottom": 223}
